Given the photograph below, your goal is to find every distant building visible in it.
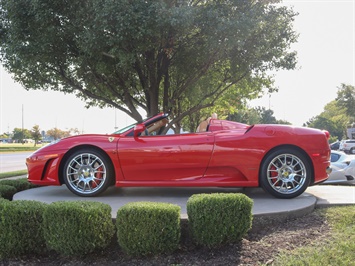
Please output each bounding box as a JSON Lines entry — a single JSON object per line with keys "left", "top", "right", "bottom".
{"left": 41, "top": 130, "right": 54, "bottom": 143}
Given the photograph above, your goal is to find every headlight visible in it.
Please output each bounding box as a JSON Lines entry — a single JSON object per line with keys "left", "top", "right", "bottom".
{"left": 33, "top": 139, "right": 62, "bottom": 153}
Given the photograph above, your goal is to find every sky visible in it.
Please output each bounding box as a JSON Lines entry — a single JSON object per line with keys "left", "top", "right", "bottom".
{"left": 0, "top": 0, "right": 354, "bottom": 135}
{"left": 251, "top": 0, "right": 355, "bottom": 124}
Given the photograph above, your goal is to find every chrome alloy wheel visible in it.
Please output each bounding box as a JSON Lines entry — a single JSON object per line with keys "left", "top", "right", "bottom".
{"left": 65, "top": 152, "right": 107, "bottom": 195}
{"left": 266, "top": 153, "right": 307, "bottom": 195}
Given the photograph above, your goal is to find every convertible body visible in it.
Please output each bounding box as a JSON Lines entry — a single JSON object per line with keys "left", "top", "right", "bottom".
{"left": 27, "top": 113, "right": 331, "bottom": 198}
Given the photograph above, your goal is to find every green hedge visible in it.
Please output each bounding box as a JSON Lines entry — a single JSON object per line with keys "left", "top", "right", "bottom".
{"left": 187, "top": 193, "right": 253, "bottom": 247}
{"left": 0, "top": 179, "right": 30, "bottom": 192}
{"left": 0, "top": 185, "right": 17, "bottom": 200}
{"left": 0, "top": 182, "right": 255, "bottom": 258}
{"left": 116, "top": 202, "right": 181, "bottom": 256}
{"left": 43, "top": 201, "right": 115, "bottom": 256}
{"left": 0, "top": 200, "right": 48, "bottom": 258}
{"left": 19, "top": 178, "right": 42, "bottom": 189}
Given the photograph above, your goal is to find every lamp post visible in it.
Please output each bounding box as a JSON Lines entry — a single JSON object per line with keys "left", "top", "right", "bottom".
{"left": 21, "top": 104, "right": 24, "bottom": 144}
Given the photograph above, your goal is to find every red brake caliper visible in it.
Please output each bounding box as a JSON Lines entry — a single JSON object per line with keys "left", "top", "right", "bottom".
{"left": 92, "top": 166, "right": 103, "bottom": 188}
{"left": 270, "top": 165, "right": 280, "bottom": 185}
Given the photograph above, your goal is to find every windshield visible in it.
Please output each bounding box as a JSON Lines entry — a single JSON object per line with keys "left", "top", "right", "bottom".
{"left": 113, "top": 122, "right": 138, "bottom": 134}
{"left": 112, "top": 113, "right": 170, "bottom": 135}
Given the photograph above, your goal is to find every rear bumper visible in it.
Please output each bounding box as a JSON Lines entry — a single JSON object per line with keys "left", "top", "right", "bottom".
{"left": 310, "top": 149, "right": 331, "bottom": 184}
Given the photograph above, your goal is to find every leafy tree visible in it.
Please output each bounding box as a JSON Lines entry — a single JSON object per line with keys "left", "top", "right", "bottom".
{"left": 304, "top": 100, "right": 348, "bottom": 140}
{"left": 336, "top": 84, "right": 355, "bottom": 122}
{"left": 12, "top": 128, "right": 31, "bottom": 143}
{"left": 259, "top": 108, "right": 277, "bottom": 124}
{"left": 0, "top": 0, "right": 298, "bottom": 131}
{"left": 228, "top": 106, "right": 290, "bottom": 125}
{"left": 258, "top": 107, "right": 292, "bottom": 124}
{"left": 276, "top": 119, "right": 291, "bottom": 125}
{"left": 68, "top": 128, "right": 80, "bottom": 135}
{"left": 0, "top": 133, "right": 10, "bottom": 139}
{"left": 31, "top": 124, "right": 42, "bottom": 146}
{"left": 228, "top": 108, "right": 260, "bottom": 125}
{"left": 304, "top": 84, "right": 354, "bottom": 140}
{"left": 46, "top": 128, "right": 71, "bottom": 140}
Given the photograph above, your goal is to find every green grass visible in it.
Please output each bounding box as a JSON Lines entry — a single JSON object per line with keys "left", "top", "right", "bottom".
{"left": 272, "top": 206, "right": 355, "bottom": 266}
{"left": 0, "top": 170, "right": 28, "bottom": 179}
{"left": 0, "top": 143, "right": 42, "bottom": 152}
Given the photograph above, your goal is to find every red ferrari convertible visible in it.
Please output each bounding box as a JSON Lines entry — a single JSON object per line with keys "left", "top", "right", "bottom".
{"left": 27, "top": 113, "right": 331, "bottom": 199}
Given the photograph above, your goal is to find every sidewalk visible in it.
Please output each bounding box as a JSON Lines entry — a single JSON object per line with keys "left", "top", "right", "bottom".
{"left": 14, "top": 184, "right": 355, "bottom": 220}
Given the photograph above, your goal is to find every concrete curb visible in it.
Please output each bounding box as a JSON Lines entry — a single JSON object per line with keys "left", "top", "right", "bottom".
{"left": 11, "top": 178, "right": 355, "bottom": 226}
{"left": 14, "top": 186, "right": 319, "bottom": 220}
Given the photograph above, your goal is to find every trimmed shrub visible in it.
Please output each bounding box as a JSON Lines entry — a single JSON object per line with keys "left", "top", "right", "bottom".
{"left": 0, "top": 185, "right": 17, "bottom": 200}
{"left": 116, "top": 202, "right": 181, "bottom": 256}
{"left": 0, "top": 179, "right": 30, "bottom": 192}
{"left": 187, "top": 193, "right": 253, "bottom": 247}
{"left": 15, "top": 177, "right": 42, "bottom": 189}
{"left": 43, "top": 201, "right": 115, "bottom": 256}
{"left": 0, "top": 200, "right": 48, "bottom": 258}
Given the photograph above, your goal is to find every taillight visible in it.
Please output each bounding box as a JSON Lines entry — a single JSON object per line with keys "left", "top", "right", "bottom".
{"left": 322, "top": 130, "right": 330, "bottom": 140}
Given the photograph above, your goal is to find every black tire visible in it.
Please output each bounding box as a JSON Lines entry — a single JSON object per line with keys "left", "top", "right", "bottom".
{"left": 62, "top": 148, "right": 114, "bottom": 197}
{"left": 260, "top": 148, "right": 311, "bottom": 199}
{"left": 350, "top": 147, "right": 355, "bottom": 155}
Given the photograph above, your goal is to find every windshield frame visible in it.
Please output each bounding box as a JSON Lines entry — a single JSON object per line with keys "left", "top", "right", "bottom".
{"left": 112, "top": 113, "right": 169, "bottom": 135}
{"left": 113, "top": 122, "right": 138, "bottom": 134}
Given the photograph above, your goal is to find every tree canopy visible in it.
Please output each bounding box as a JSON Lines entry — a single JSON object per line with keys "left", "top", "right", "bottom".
{"left": 336, "top": 83, "right": 355, "bottom": 121}
{"left": 12, "top": 128, "right": 31, "bottom": 142}
{"left": 228, "top": 106, "right": 291, "bottom": 125}
{"left": 304, "top": 84, "right": 355, "bottom": 140}
{"left": 31, "top": 124, "right": 42, "bottom": 146}
{"left": 46, "top": 127, "right": 70, "bottom": 140}
{"left": 0, "top": 0, "right": 298, "bottom": 131}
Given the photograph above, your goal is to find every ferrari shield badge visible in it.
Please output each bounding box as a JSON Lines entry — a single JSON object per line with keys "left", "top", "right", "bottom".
{"left": 108, "top": 137, "right": 115, "bottom": 142}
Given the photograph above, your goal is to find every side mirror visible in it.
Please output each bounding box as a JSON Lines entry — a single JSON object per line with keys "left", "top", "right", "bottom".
{"left": 133, "top": 124, "right": 146, "bottom": 137}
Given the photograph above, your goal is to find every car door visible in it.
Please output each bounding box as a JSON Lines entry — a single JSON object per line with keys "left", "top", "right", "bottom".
{"left": 117, "top": 132, "right": 214, "bottom": 181}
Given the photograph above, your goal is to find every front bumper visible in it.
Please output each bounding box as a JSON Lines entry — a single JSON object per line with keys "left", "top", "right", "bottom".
{"left": 26, "top": 153, "right": 62, "bottom": 186}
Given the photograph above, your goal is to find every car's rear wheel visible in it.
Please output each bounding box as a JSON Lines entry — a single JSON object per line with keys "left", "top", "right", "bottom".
{"left": 63, "top": 148, "right": 113, "bottom": 197}
{"left": 350, "top": 147, "right": 355, "bottom": 154}
{"left": 260, "top": 148, "right": 311, "bottom": 199}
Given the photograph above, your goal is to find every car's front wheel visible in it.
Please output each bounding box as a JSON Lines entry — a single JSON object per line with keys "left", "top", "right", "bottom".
{"left": 63, "top": 149, "right": 113, "bottom": 197}
{"left": 260, "top": 148, "right": 311, "bottom": 199}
